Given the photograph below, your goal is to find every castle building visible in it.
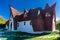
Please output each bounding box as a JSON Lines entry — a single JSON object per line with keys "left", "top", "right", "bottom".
{"left": 6, "top": 3, "right": 56, "bottom": 34}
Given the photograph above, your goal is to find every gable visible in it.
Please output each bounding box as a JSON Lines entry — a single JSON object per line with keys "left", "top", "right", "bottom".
{"left": 10, "top": 6, "right": 23, "bottom": 18}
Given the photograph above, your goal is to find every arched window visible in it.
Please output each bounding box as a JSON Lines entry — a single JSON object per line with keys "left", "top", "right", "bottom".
{"left": 11, "top": 23, "right": 12, "bottom": 29}
{"left": 24, "top": 21, "right": 26, "bottom": 25}
{"left": 45, "top": 12, "right": 50, "bottom": 17}
{"left": 17, "top": 22, "right": 19, "bottom": 27}
{"left": 30, "top": 21, "right": 32, "bottom": 25}
{"left": 38, "top": 10, "right": 40, "bottom": 16}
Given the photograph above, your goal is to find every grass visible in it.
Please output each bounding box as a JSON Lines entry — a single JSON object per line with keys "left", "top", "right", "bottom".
{"left": 0, "top": 31, "right": 59, "bottom": 40}
{"left": 5, "top": 31, "right": 52, "bottom": 36}
{"left": 0, "top": 37, "right": 58, "bottom": 40}
{"left": 2, "top": 31, "right": 59, "bottom": 40}
{"left": 29, "top": 37, "right": 59, "bottom": 40}
{"left": 0, "top": 38, "right": 7, "bottom": 40}
{"left": 5, "top": 31, "right": 59, "bottom": 36}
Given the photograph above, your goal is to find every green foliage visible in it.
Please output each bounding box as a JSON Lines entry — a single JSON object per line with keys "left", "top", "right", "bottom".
{"left": 0, "top": 24, "right": 6, "bottom": 28}
{"left": 0, "top": 16, "right": 6, "bottom": 24}
{"left": 56, "top": 22, "right": 60, "bottom": 31}
{"left": 56, "top": 21, "right": 60, "bottom": 36}
{"left": 4, "top": 32, "right": 59, "bottom": 40}
{"left": 0, "top": 16, "right": 6, "bottom": 28}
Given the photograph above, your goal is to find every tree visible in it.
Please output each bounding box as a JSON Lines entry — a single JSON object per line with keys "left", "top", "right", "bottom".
{"left": 0, "top": 16, "right": 6, "bottom": 24}
{"left": 0, "top": 16, "right": 6, "bottom": 28}
{"left": 56, "top": 21, "right": 60, "bottom": 35}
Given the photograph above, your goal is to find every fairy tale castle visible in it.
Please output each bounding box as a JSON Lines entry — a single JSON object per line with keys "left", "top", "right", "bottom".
{"left": 6, "top": 3, "right": 56, "bottom": 34}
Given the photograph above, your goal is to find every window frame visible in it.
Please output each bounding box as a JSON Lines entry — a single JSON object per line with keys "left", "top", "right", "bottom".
{"left": 45, "top": 12, "right": 51, "bottom": 17}
{"left": 24, "top": 21, "right": 26, "bottom": 25}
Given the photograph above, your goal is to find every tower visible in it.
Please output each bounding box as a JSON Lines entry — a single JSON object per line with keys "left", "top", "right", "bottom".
{"left": 44, "top": 3, "right": 56, "bottom": 31}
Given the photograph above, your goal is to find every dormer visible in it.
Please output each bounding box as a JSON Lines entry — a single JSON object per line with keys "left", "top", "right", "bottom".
{"left": 45, "top": 12, "right": 51, "bottom": 17}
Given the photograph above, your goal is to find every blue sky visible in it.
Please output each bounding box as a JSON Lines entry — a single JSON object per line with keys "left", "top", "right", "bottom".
{"left": 0, "top": 0, "right": 60, "bottom": 21}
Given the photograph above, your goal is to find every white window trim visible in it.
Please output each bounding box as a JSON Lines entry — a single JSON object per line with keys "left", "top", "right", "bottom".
{"left": 38, "top": 10, "right": 40, "bottom": 16}
{"left": 45, "top": 12, "right": 50, "bottom": 17}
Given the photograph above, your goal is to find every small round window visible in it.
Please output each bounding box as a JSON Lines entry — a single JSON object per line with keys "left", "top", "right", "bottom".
{"left": 45, "top": 12, "right": 50, "bottom": 16}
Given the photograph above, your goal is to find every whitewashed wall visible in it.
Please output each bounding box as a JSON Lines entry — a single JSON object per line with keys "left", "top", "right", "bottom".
{"left": 52, "top": 17, "right": 56, "bottom": 32}
{"left": 16, "top": 21, "right": 50, "bottom": 34}
{"left": 6, "top": 25, "right": 8, "bottom": 29}
{"left": 17, "top": 21, "right": 34, "bottom": 33}
{"left": 7, "top": 17, "right": 14, "bottom": 31}
{"left": 6, "top": 19, "right": 52, "bottom": 34}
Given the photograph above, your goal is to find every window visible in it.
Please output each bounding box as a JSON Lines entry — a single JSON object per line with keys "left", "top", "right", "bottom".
{"left": 17, "top": 22, "right": 19, "bottom": 27}
{"left": 30, "top": 21, "right": 32, "bottom": 25}
{"left": 24, "top": 21, "right": 26, "bottom": 25}
{"left": 38, "top": 10, "right": 40, "bottom": 16}
{"left": 45, "top": 12, "right": 50, "bottom": 16}
{"left": 11, "top": 23, "right": 12, "bottom": 29}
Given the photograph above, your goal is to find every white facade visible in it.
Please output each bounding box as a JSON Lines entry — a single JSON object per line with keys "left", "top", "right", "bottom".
{"left": 6, "top": 17, "right": 14, "bottom": 31}
{"left": 9, "top": 17, "right": 14, "bottom": 31}
{"left": 6, "top": 25, "right": 8, "bottom": 29}
{"left": 16, "top": 21, "right": 51, "bottom": 34}
{"left": 52, "top": 17, "right": 56, "bottom": 32}
{"left": 17, "top": 21, "right": 34, "bottom": 33}
{"left": 5, "top": 17, "right": 55, "bottom": 34}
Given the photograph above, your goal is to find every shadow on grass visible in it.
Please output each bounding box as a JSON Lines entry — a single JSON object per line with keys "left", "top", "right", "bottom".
{"left": 5, "top": 31, "right": 51, "bottom": 36}
{"left": 4, "top": 32, "right": 51, "bottom": 40}
{"left": 7, "top": 33, "right": 50, "bottom": 40}
{"left": 54, "top": 37, "right": 60, "bottom": 40}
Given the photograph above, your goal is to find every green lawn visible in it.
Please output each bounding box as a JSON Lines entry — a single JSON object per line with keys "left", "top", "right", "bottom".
{"left": 0, "top": 32, "right": 59, "bottom": 40}
{"left": 24, "top": 38, "right": 56, "bottom": 40}
{"left": 0, "top": 37, "right": 58, "bottom": 40}
{"left": 0, "top": 38, "right": 7, "bottom": 40}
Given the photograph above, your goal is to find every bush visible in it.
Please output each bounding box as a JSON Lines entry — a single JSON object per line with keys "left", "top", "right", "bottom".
{"left": 0, "top": 24, "right": 6, "bottom": 28}
{"left": 56, "top": 22, "right": 60, "bottom": 35}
